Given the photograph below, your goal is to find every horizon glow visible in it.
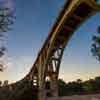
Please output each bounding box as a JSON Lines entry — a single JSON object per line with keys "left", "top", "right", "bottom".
{"left": 0, "top": 0, "right": 100, "bottom": 84}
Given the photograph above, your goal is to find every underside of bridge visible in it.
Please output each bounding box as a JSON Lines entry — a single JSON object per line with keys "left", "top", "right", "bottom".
{"left": 17, "top": 0, "right": 100, "bottom": 100}
{"left": 24, "top": 0, "right": 100, "bottom": 100}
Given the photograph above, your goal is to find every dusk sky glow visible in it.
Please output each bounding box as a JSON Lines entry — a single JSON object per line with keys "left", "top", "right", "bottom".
{"left": 0, "top": 0, "right": 100, "bottom": 84}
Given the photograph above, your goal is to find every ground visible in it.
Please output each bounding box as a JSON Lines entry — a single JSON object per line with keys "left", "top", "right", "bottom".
{"left": 47, "top": 94, "right": 100, "bottom": 100}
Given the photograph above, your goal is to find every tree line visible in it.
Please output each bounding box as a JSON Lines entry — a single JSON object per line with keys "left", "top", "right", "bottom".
{"left": 59, "top": 76, "right": 100, "bottom": 96}
{"left": 0, "top": 76, "right": 100, "bottom": 100}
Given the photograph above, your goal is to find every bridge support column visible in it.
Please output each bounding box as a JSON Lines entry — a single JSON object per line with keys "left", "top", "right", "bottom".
{"left": 50, "top": 73, "right": 58, "bottom": 97}
{"left": 38, "top": 88, "right": 46, "bottom": 100}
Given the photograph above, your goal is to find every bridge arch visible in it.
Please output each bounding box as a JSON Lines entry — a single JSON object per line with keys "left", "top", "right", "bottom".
{"left": 0, "top": 1, "right": 100, "bottom": 100}
{"left": 23, "top": 0, "right": 100, "bottom": 100}
{"left": 25, "top": 1, "right": 100, "bottom": 100}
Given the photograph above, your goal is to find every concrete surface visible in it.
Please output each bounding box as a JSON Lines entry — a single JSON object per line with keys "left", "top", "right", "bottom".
{"left": 47, "top": 94, "right": 100, "bottom": 100}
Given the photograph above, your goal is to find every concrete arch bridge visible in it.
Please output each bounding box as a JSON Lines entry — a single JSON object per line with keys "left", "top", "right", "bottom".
{"left": 2, "top": 0, "right": 100, "bottom": 100}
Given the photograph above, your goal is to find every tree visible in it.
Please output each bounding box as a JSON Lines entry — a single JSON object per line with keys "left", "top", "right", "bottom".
{"left": 0, "top": 8, "right": 14, "bottom": 32}
{"left": 0, "top": 64, "right": 3, "bottom": 71}
{"left": 0, "top": 46, "right": 6, "bottom": 58}
{"left": 3, "top": 80, "right": 8, "bottom": 86}
{"left": 0, "top": 8, "right": 14, "bottom": 71}
{"left": 58, "top": 79, "right": 68, "bottom": 96}
{"left": 0, "top": 80, "right": 2, "bottom": 86}
{"left": 91, "top": 26, "right": 100, "bottom": 62}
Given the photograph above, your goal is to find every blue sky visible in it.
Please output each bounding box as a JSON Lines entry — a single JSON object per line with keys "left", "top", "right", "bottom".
{"left": 0, "top": 0, "right": 100, "bottom": 83}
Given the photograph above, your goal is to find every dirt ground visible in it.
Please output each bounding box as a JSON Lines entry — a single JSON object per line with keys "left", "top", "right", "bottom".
{"left": 47, "top": 94, "right": 100, "bottom": 100}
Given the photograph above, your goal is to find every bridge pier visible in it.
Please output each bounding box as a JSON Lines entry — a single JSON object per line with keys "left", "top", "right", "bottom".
{"left": 50, "top": 73, "right": 58, "bottom": 97}
{"left": 38, "top": 73, "right": 59, "bottom": 100}
{"left": 38, "top": 88, "right": 46, "bottom": 100}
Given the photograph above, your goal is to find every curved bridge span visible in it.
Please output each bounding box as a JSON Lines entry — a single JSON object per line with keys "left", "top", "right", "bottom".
{"left": 9, "top": 0, "right": 100, "bottom": 100}
{"left": 25, "top": 0, "right": 100, "bottom": 100}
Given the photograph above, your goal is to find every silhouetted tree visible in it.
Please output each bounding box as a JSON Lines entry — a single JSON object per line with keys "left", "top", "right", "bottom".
{"left": 0, "top": 80, "right": 2, "bottom": 86}
{"left": 0, "top": 46, "right": 6, "bottom": 58}
{"left": 0, "top": 77, "right": 100, "bottom": 100}
{"left": 0, "top": 8, "right": 14, "bottom": 71}
{"left": 3, "top": 80, "right": 9, "bottom": 86}
{"left": 0, "top": 64, "right": 3, "bottom": 71}
{"left": 0, "top": 8, "right": 14, "bottom": 32}
{"left": 58, "top": 79, "right": 68, "bottom": 96}
{"left": 91, "top": 26, "right": 100, "bottom": 62}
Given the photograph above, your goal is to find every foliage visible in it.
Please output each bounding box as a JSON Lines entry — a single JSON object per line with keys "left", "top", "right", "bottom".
{"left": 0, "top": 79, "right": 37, "bottom": 100}
{"left": 0, "top": 8, "right": 14, "bottom": 72}
{"left": 0, "top": 76, "right": 100, "bottom": 100}
{"left": 91, "top": 26, "right": 100, "bottom": 62}
{"left": 59, "top": 79, "right": 84, "bottom": 96}
{"left": 59, "top": 77, "right": 100, "bottom": 96}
